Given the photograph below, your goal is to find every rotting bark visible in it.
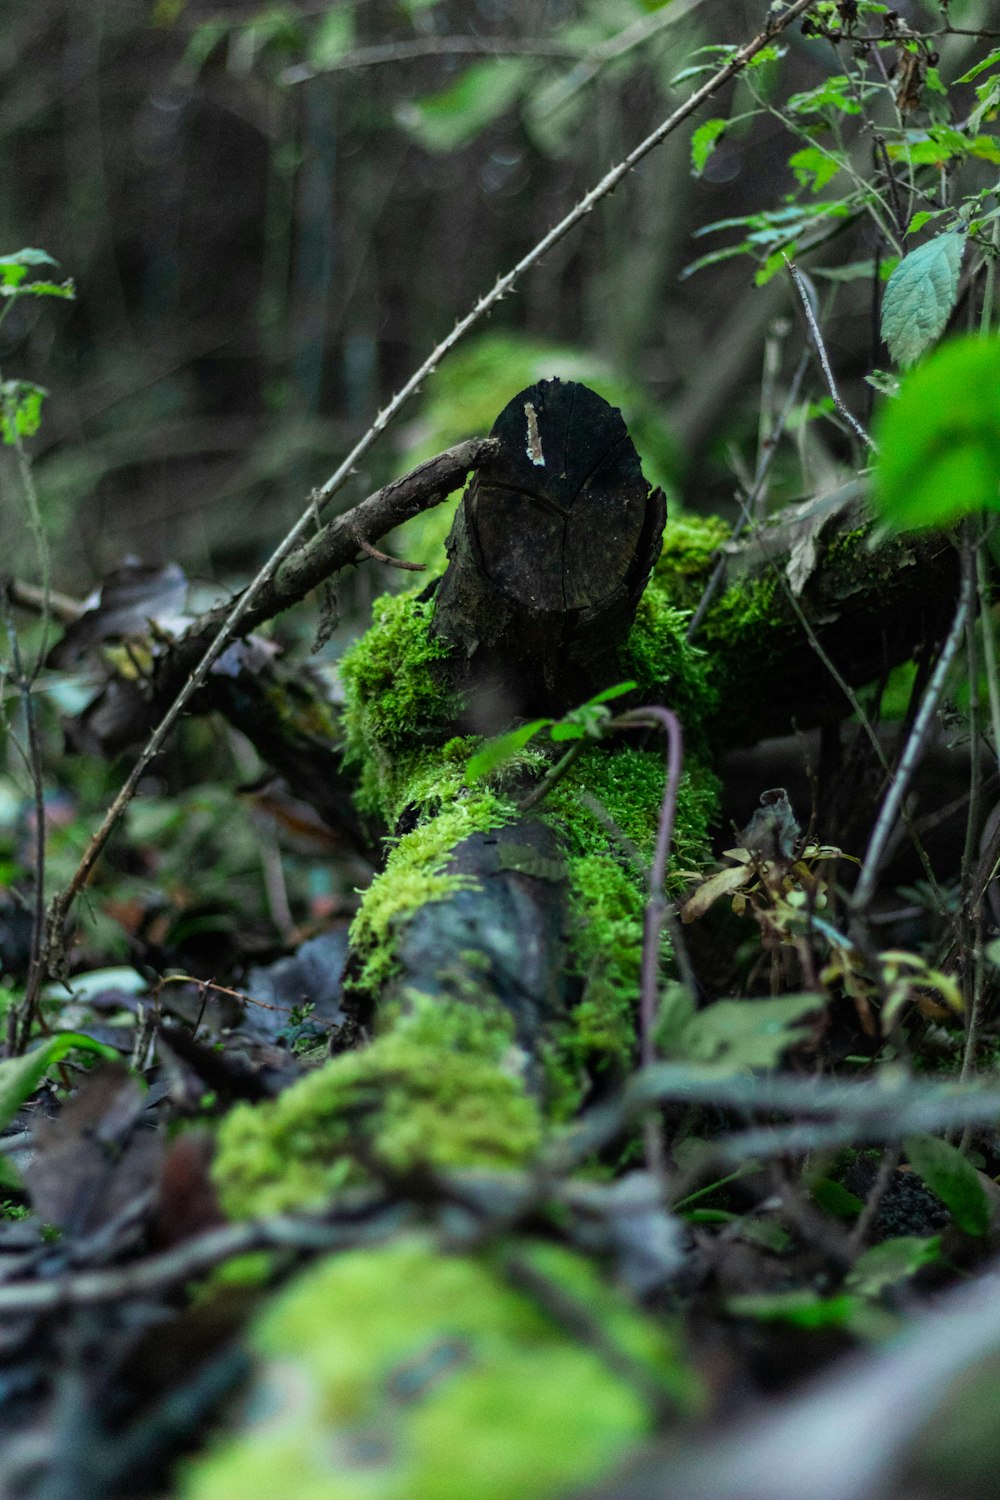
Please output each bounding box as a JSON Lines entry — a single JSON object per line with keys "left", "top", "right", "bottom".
{"left": 430, "top": 378, "right": 665, "bottom": 732}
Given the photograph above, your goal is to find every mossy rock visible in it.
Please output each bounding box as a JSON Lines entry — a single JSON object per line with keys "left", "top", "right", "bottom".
{"left": 181, "top": 1235, "right": 698, "bottom": 1500}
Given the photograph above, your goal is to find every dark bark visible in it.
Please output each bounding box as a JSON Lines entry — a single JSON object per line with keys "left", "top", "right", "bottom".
{"left": 431, "top": 379, "right": 665, "bottom": 732}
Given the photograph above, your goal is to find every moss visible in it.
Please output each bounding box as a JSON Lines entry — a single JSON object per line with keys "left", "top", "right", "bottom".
{"left": 655, "top": 512, "right": 732, "bottom": 607}
{"left": 534, "top": 746, "right": 717, "bottom": 1114}
{"left": 339, "top": 590, "right": 460, "bottom": 817}
{"left": 348, "top": 776, "right": 514, "bottom": 998}
{"left": 182, "top": 1234, "right": 696, "bottom": 1500}
{"left": 213, "top": 994, "right": 543, "bottom": 1220}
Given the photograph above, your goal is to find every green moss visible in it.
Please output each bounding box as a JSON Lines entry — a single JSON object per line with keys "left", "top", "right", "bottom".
{"left": 655, "top": 512, "right": 732, "bottom": 607}
{"left": 339, "top": 590, "right": 460, "bottom": 817}
{"left": 535, "top": 746, "right": 717, "bottom": 1114}
{"left": 213, "top": 995, "right": 543, "bottom": 1220}
{"left": 348, "top": 777, "right": 513, "bottom": 997}
{"left": 182, "top": 1234, "right": 696, "bottom": 1500}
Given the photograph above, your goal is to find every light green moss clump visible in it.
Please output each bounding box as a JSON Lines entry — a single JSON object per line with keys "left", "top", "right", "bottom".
{"left": 182, "top": 1234, "right": 696, "bottom": 1500}
{"left": 213, "top": 995, "right": 543, "bottom": 1220}
{"left": 348, "top": 768, "right": 514, "bottom": 997}
{"left": 538, "top": 746, "right": 717, "bottom": 1114}
{"left": 339, "top": 590, "right": 460, "bottom": 817}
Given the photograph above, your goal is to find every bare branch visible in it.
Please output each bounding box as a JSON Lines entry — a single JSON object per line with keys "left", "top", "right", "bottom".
{"left": 784, "top": 256, "right": 877, "bottom": 452}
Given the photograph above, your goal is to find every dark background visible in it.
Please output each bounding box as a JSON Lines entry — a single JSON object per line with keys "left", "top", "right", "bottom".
{"left": 0, "top": 0, "right": 955, "bottom": 593}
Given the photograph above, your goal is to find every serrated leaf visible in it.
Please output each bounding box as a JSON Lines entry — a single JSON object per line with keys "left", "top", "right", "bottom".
{"left": 690, "top": 118, "right": 727, "bottom": 175}
{"left": 881, "top": 232, "right": 966, "bottom": 368}
{"left": 787, "top": 146, "right": 842, "bottom": 192}
{"left": 905, "top": 1134, "right": 991, "bottom": 1236}
{"left": 872, "top": 333, "right": 1000, "bottom": 530}
{"left": 0, "top": 380, "right": 47, "bottom": 443}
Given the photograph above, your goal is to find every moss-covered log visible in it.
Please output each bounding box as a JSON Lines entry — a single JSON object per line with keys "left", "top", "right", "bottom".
{"left": 195, "top": 383, "right": 966, "bottom": 1500}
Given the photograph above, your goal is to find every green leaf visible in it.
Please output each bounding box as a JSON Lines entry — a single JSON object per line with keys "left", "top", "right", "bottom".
{"left": 905, "top": 1133, "right": 991, "bottom": 1236}
{"left": 905, "top": 210, "right": 943, "bottom": 236}
{"left": 308, "top": 8, "right": 354, "bottom": 67}
{"left": 955, "top": 47, "right": 1000, "bottom": 85}
{"left": 0, "top": 278, "right": 75, "bottom": 301}
{"left": 587, "top": 680, "right": 636, "bottom": 706}
{"left": 0, "top": 381, "right": 48, "bottom": 443}
{"left": 726, "top": 1290, "right": 859, "bottom": 1329}
{"left": 0, "top": 247, "right": 58, "bottom": 269}
{"left": 0, "top": 1033, "right": 118, "bottom": 1134}
{"left": 787, "top": 146, "right": 842, "bottom": 192}
{"left": 810, "top": 1177, "right": 864, "bottom": 1222}
{"left": 663, "top": 993, "right": 824, "bottom": 1074}
{"left": 396, "top": 59, "right": 531, "bottom": 153}
{"left": 847, "top": 1234, "right": 942, "bottom": 1294}
{"left": 881, "top": 232, "right": 966, "bottom": 368}
{"left": 464, "top": 719, "right": 550, "bottom": 785}
{"left": 787, "top": 76, "right": 862, "bottom": 116}
{"left": 690, "top": 118, "right": 727, "bottom": 175}
{"left": 872, "top": 334, "right": 1000, "bottom": 530}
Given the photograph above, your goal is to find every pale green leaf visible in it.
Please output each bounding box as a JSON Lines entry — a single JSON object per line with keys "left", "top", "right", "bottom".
{"left": 663, "top": 993, "right": 824, "bottom": 1073}
{"left": 847, "top": 1235, "right": 942, "bottom": 1295}
{"left": 881, "top": 232, "right": 966, "bottom": 367}
{"left": 905, "top": 1134, "right": 991, "bottom": 1236}
{"left": 396, "top": 59, "right": 531, "bottom": 153}
{"left": 955, "top": 47, "right": 1000, "bottom": 85}
{"left": 787, "top": 145, "right": 842, "bottom": 192}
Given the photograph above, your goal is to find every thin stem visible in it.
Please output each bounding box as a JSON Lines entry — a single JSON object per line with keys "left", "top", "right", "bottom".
{"left": 784, "top": 256, "right": 877, "bottom": 452}
{"left": 1, "top": 599, "right": 48, "bottom": 1047}
{"left": 976, "top": 539, "right": 1000, "bottom": 777}
{"left": 853, "top": 546, "right": 973, "bottom": 912}
{"left": 615, "top": 707, "right": 684, "bottom": 1069}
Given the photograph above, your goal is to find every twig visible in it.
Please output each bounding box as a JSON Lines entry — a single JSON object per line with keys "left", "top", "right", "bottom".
{"left": 615, "top": 708, "right": 684, "bottom": 1071}
{"left": 39, "top": 0, "right": 819, "bottom": 977}
{"left": 784, "top": 256, "right": 877, "bottom": 452}
{"left": 39, "top": 437, "right": 495, "bottom": 976}
{"left": 853, "top": 547, "right": 973, "bottom": 911}
{"left": 874, "top": 132, "right": 908, "bottom": 236}
{"left": 0, "top": 1198, "right": 411, "bottom": 1315}
{"left": 847, "top": 1146, "right": 900, "bottom": 1254}
{"left": 551, "top": 1064, "right": 1000, "bottom": 1176}
{"left": 1, "top": 599, "right": 49, "bottom": 1048}
{"left": 3, "top": 578, "right": 85, "bottom": 626}
{"left": 281, "top": 37, "right": 581, "bottom": 82}
{"left": 355, "top": 535, "right": 426, "bottom": 572}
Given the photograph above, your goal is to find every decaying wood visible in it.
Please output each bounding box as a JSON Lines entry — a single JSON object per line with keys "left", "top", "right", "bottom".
{"left": 431, "top": 379, "right": 664, "bottom": 730}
